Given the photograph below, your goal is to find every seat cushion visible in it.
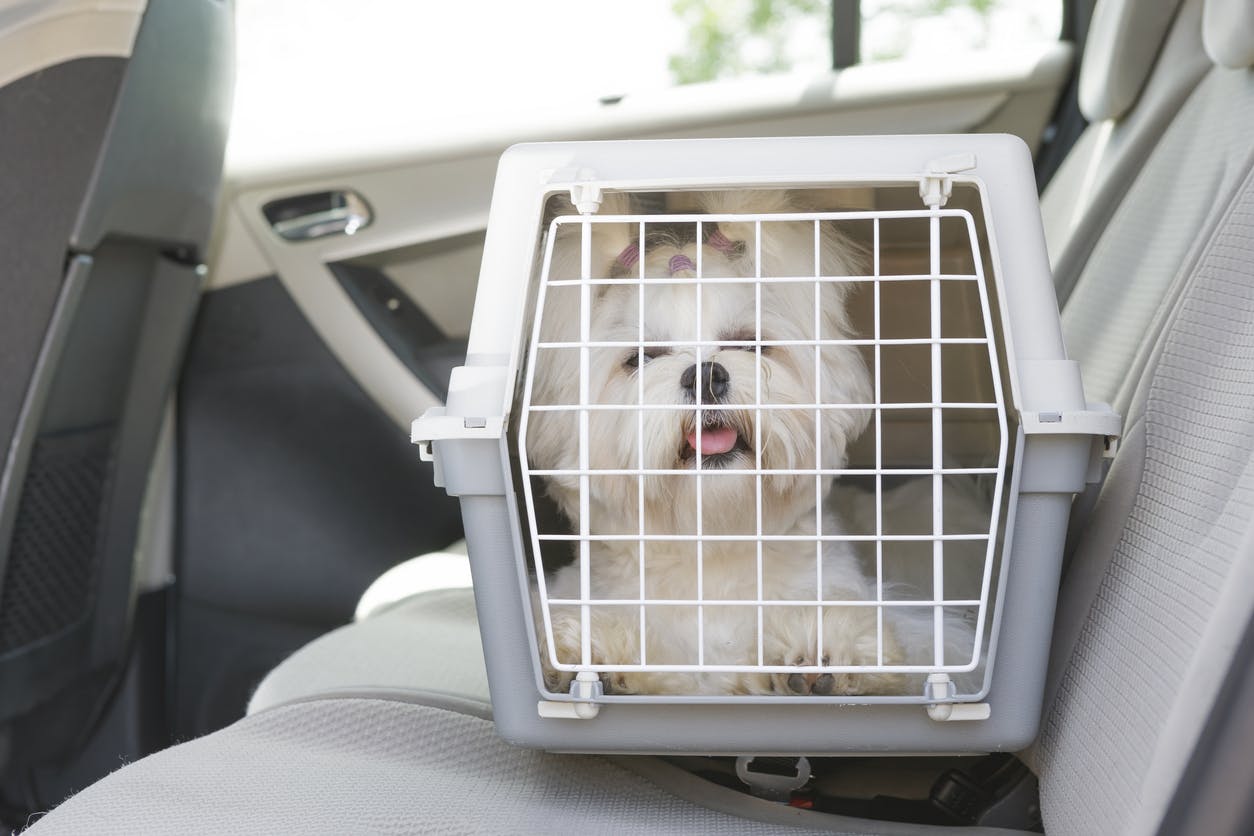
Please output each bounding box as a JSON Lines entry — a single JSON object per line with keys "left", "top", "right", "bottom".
{"left": 27, "top": 698, "right": 1026, "bottom": 836}
{"left": 354, "top": 544, "right": 471, "bottom": 620}
{"left": 248, "top": 587, "right": 489, "bottom": 715}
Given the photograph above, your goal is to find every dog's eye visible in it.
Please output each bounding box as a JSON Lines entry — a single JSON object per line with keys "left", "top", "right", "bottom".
{"left": 624, "top": 348, "right": 670, "bottom": 369}
{"left": 721, "top": 341, "right": 770, "bottom": 355}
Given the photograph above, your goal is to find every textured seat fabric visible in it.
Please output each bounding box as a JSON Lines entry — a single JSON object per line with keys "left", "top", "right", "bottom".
{"left": 28, "top": 698, "right": 1025, "bottom": 836}
{"left": 1034, "top": 164, "right": 1254, "bottom": 835}
{"left": 1029, "top": 12, "right": 1254, "bottom": 831}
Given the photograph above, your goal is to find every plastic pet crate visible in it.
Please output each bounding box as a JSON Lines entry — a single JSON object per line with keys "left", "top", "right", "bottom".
{"left": 413, "top": 135, "right": 1119, "bottom": 754}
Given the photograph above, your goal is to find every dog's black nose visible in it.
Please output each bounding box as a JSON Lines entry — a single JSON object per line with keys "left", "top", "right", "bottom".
{"left": 680, "top": 361, "right": 729, "bottom": 401}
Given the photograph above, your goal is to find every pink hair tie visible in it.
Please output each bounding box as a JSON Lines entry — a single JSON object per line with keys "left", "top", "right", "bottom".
{"left": 707, "top": 229, "right": 737, "bottom": 254}
{"left": 615, "top": 242, "right": 639, "bottom": 270}
{"left": 668, "top": 254, "right": 695, "bottom": 275}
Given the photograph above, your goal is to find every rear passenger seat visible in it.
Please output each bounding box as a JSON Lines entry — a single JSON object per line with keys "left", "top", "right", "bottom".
{"left": 27, "top": 0, "right": 1254, "bottom": 832}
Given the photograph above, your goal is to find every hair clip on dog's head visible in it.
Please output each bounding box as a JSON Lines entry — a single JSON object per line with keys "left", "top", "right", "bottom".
{"left": 614, "top": 242, "right": 640, "bottom": 271}
{"left": 706, "top": 227, "right": 746, "bottom": 259}
{"left": 668, "top": 254, "right": 695, "bottom": 275}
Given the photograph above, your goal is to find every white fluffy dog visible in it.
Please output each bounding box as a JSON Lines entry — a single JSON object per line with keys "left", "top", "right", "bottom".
{"left": 526, "top": 191, "right": 972, "bottom": 697}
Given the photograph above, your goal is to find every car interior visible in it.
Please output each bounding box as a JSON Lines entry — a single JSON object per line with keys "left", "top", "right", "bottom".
{"left": 1, "top": 0, "right": 1253, "bottom": 832}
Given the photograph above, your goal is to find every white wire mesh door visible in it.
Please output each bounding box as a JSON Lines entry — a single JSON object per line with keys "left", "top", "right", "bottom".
{"left": 517, "top": 195, "right": 1009, "bottom": 703}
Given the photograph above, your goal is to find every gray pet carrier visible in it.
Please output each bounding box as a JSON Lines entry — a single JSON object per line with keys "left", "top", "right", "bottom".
{"left": 413, "top": 135, "right": 1119, "bottom": 754}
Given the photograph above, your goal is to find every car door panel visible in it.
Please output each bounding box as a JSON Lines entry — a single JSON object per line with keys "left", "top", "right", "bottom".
{"left": 174, "top": 275, "right": 462, "bottom": 735}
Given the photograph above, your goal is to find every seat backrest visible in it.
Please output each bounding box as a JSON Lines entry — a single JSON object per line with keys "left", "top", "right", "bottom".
{"left": 1040, "top": 0, "right": 1211, "bottom": 303}
{"left": 1058, "top": 2, "right": 1254, "bottom": 418}
{"left": 0, "top": 0, "right": 233, "bottom": 772}
{"left": 1033, "top": 0, "right": 1254, "bottom": 831}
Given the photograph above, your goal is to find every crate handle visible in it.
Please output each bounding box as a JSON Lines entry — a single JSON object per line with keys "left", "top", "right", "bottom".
{"left": 411, "top": 407, "right": 504, "bottom": 462}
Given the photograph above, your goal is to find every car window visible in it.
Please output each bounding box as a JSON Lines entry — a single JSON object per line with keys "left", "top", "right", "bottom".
{"left": 861, "top": 0, "right": 1063, "bottom": 63}
{"left": 234, "top": 0, "right": 1063, "bottom": 124}
{"left": 230, "top": 0, "right": 1063, "bottom": 163}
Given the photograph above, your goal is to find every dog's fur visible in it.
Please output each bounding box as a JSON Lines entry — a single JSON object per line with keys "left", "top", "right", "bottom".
{"left": 526, "top": 191, "right": 975, "bottom": 696}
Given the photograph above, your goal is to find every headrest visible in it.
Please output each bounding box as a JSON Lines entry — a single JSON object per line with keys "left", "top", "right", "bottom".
{"left": 1203, "top": 0, "right": 1254, "bottom": 68}
{"left": 1080, "top": 0, "right": 1185, "bottom": 121}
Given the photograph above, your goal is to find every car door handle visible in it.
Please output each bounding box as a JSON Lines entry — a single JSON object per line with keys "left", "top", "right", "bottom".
{"left": 263, "top": 189, "right": 372, "bottom": 241}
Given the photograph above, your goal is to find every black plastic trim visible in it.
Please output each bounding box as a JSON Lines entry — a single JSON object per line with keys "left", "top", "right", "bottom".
{"left": 330, "top": 261, "right": 466, "bottom": 401}
{"left": 70, "top": 0, "right": 235, "bottom": 256}
{"left": 0, "top": 257, "right": 92, "bottom": 603}
{"left": 1033, "top": 0, "right": 1094, "bottom": 191}
{"left": 831, "top": 0, "right": 860, "bottom": 69}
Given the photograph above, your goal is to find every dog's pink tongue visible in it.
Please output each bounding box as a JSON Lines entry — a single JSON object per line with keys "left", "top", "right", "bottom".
{"left": 687, "top": 426, "right": 738, "bottom": 456}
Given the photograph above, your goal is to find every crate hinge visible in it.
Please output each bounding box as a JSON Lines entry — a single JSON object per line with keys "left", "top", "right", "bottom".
{"left": 919, "top": 153, "right": 977, "bottom": 208}
{"left": 538, "top": 672, "right": 603, "bottom": 719}
{"left": 925, "top": 673, "right": 991, "bottom": 722}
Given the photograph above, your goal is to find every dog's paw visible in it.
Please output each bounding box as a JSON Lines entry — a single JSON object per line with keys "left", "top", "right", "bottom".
{"left": 536, "top": 605, "right": 584, "bottom": 694}
{"left": 767, "top": 607, "right": 913, "bottom": 696}
{"left": 542, "top": 663, "right": 575, "bottom": 694}
{"left": 600, "top": 672, "right": 636, "bottom": 695}
{"left": 541, "top": 664, "right": 636, "bottom": 696}
{"left": 770, "top": 651, "right": 907, "bottom": 696}
{"left": 771, "top": 653, "right": 839, "bottom": 695}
